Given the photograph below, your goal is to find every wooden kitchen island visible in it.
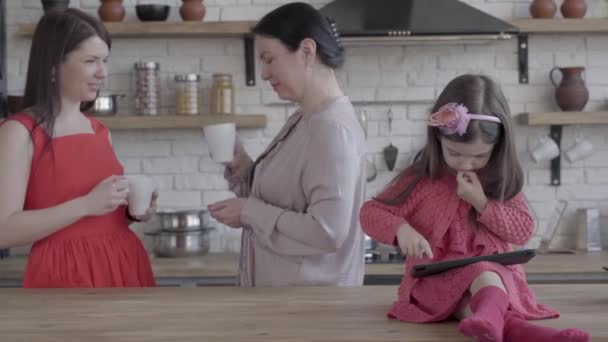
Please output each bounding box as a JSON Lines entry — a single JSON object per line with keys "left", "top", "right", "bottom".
{"left": 0, "top": 285, "right": 606, "bottom": 342}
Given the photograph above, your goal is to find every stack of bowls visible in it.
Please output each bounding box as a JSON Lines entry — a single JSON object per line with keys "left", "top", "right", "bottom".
{"left": 146, "top": 209, "right": 213, "bottom": 257}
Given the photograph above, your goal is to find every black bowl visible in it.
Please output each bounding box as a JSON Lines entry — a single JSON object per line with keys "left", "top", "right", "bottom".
{"left": 136, "top": 4, "right": 170, "bottom": 22}
{"left": 41, "top": 0, "right": 70, "bottom": 13}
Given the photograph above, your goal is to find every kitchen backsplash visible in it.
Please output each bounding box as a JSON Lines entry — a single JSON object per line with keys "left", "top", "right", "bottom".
{"left": 4, "top": 0, "right": 608, "bottom": 254}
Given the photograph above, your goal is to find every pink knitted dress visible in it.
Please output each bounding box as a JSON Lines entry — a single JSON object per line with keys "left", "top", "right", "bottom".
{"left": 360, "top": 173, "right": 558, "bottom": 323}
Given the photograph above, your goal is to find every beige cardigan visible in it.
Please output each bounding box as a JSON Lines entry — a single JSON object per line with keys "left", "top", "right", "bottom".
{"left": 227, "top": 96, "right": 366, "bottom": 287}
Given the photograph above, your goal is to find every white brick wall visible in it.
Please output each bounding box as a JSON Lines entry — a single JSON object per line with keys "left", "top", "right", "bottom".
{"left": 5, "top": 0, "right": 608, "bottom": 253}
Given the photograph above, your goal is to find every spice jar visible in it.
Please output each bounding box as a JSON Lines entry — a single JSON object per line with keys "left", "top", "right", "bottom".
{"left": 174, "top": 73, "right": 201, "bottom": 115}
{"left": 134, "top": 61, "right": 161, "bottom": 116}
{"left": 210, "top": 73, "right": 235, "bottom": 115}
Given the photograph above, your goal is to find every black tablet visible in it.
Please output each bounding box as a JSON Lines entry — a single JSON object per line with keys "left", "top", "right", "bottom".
{"left": 411, "top": 249, "right": 537, "bottom": 278}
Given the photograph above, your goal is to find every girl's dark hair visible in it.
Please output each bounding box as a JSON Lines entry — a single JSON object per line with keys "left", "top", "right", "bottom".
{"left": 22, "top": 8, "right": 111, "bottom": 137}
{"left": 252, "top": 2, "right": 344, "bottom": 69}
{"left": 378, "top": 74, "right": 524, "bottom": 205}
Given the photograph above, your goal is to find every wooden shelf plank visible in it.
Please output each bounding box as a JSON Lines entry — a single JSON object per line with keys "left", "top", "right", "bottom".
{"left": 509, "top": 18, "right": 608, "bottom": 34}
{"left": 93, "top": 114, "right": 266, "bottom": 130}
{"left": 18, "top": 21, "right": 256, "bottom": 37}
{"left": 518, "top": 112, "right": 608, "bottom": 125}
{"left": 19, "top": 19, "right": 608, "bottom": 36}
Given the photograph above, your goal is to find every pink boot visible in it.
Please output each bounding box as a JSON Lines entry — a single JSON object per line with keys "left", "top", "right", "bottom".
{"left": 504, "top": 311, "right": 590, "bottom": 342}
{"left": 458, "top": 286, "right": 509, "bottom": 342}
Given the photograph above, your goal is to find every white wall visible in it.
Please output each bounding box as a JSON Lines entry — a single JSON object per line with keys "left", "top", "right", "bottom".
{"left": 5, "top": 0, "right": 608, "bottom": 253}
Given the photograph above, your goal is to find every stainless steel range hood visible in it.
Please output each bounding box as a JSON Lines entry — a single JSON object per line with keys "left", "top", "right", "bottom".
{"left": 319, "top": 0, "right": 518, "bottom": 44}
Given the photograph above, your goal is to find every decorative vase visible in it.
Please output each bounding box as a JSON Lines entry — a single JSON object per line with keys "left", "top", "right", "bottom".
{"left": 550, "top": 67, "right": 589, "bottom": 112}
{"left": 98, "top": 0, "right": 125, "bottom": 22}
{"left": 529, "top": 0, "right": 557, "bottom": 18}
{"left": 180, "top": 0, "right": 206, "bottom": 21}
{"left": 41, "top": 0, "right": 70, "bottom": 13}
{"left": 561, "top": 0, "right": 587, "bottom": 18}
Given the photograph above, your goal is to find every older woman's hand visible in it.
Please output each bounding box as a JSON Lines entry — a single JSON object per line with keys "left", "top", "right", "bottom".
{"left": 208, "top": 198, "right": 247, "bottom": 228}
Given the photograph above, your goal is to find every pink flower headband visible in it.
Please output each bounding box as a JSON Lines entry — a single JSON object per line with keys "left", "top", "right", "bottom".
{"left": 428, "top": 103, "right": 502, "bottom": 136}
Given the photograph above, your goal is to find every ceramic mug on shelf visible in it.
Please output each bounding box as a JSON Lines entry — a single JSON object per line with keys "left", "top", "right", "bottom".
{"left": 564, "top": 138, "right": 593, "bottom": 164}
{"left": 530, "top": 135, "right": 560, "bottom": 163}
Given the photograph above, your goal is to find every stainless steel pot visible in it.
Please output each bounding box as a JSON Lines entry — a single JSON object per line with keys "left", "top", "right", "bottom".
{"left": 146, "top": 229, "right": 211, "bottom": 258}
{"left": 364, "top": 234, "right": 377, "bottom": 251}
{"left": 91, "top": 94, "right": 125, "bottom": 116}
{"left": 157, "top": 209, "right": 210, "bottom": 232}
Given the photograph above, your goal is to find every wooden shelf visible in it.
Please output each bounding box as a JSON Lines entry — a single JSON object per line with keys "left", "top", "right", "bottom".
{"left": 517, "top": 111, "right": 608, "bottom": 126}
{"left": 510, "top": 18, "right": 608, "bottom": 34}
{"left": 19, "top": 19, "right": 608, "bottom": 37}
{"left": 18, "top": 21, "right": 256, "bottom": 37}
{"left": 18, "top": 20, "right": 259, "bottom": 86}
{"left": 93, "top": 114, "right": 266, "bottom": 130}
{"left": 518, "top": 111, "right": 608, "bottom": 186}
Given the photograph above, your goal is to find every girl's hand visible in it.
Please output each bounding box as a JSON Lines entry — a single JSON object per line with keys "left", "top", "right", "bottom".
{"left": 396, "top": 224, "right": 434, "bottom": 259}
{"left": 456, "top": 171, "right": 488, "bottom": 213}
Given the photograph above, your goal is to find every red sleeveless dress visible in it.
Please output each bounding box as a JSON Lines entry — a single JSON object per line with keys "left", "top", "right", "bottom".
{"left": 8, "top": 113, "right": 156, "bottom": 288}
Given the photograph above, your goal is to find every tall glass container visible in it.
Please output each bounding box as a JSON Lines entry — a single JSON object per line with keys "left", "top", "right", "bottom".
{"left": 175, "top": 73, "right": 201, "bottom": 115}
{"left": 134, "top": 61, "right": 161, "bottom": 116}
{"left": 210, "top": 73, "right": 235, "bottom": 115}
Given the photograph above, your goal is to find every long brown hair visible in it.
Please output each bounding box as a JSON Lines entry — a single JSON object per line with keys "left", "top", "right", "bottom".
{"left": 22, "top": 8, "right": 111, "bottom": 137}
{"left": 378, "top": 74, "right": 524, "bottom": 205}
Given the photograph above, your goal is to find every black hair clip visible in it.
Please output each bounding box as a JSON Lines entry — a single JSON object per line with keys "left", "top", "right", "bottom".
{"left": 326, "top": 17, "right": 343, "bottom": 48}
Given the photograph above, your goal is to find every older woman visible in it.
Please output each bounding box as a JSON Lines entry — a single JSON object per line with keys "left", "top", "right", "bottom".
{"left": 208, "top": 2, "right": 366, "bottom": 287}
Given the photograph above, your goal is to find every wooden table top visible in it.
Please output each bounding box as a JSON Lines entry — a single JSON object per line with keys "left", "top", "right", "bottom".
{"left": 0, "top": 251, "right": 606, "bottom": 280}
{"left": 0, "top": 285, "right": 606, "bottom": 342}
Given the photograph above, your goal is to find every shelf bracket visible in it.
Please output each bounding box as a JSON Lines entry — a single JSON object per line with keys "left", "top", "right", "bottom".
{"left": 244, "top": 35, "right": 256, "bottom": 87}
{"left": 550, "top": 125, "right": 563, "bottom": 186}
{"left": 518, "top": 34, "right": 529, "bottom": 84}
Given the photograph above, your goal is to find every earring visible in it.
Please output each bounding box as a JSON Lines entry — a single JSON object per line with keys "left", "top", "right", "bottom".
{"left": 51, "top": 68, "right": 56, "bottom": 83}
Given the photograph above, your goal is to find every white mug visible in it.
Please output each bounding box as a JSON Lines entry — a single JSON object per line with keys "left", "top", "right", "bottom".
{"left": 530, "top": 135, "right": 560, "bottom": 163}
{"left": 564, "top": 138, "right": 593, "bottom": 164}
{"left": 126, "top": 175, "right": 156, "bottom": 216}
{"left": 203, "top": 123, "right": 236, "bottom": 163}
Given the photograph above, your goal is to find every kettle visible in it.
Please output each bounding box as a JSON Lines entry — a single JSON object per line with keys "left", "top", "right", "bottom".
{"left": 91, "top": 94, "right": 125, "bottom": 116}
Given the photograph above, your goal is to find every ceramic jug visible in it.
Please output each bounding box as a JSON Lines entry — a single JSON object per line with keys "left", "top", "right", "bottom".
{"left": 180, "top": 0, "right": 206, "bottom": 21}
{"left": 550, "top": 67, "right": 589, "bottom": 112}
{"left": 561, "top": 0, "right": 587, "bottom": 18}
{"left": 530, "top": 0, "right": 557, "bottom": 18}
{"left": 98, "top": 0, "right": 125, "bottom": 22}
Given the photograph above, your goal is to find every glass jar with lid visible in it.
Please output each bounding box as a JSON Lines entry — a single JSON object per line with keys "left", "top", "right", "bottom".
{"left": 210, "top": 73, "right": 235, "bottom": 115}
{"left": 174, "top": 73, "right": 201, "bottom": 115}
{"left": 134, "top": 61, "right": 161, "bottom": 116}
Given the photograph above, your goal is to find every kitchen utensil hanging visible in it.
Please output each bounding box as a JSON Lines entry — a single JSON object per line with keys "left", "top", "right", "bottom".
{"left": 359, "top": 110, "right": 377, "bottom": 182}
{"left": 383, "top": 109, "right": 398, "bottom": 171}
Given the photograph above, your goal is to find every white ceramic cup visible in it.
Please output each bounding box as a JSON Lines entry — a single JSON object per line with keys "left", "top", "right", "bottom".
{"left": 126, "top": 175, "right": 156, "bottom": 216}
{"left": 530, "top": 135, "right": 561, "bottom": 163}
{"left": 564, "top": 138, "right": 593, "bottom": 164}
{"left": 203, "top": 123, "right": 236, "bottom": 163}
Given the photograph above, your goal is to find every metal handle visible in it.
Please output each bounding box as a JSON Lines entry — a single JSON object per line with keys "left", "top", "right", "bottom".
{"left": 549, "top": 67, "right": 560, "bottom": 88}
{"left": 387, "top": 108, "right": 394, "bottom": 138}
{"left": 360, "top": 110, "right": 368, "bottom": 139}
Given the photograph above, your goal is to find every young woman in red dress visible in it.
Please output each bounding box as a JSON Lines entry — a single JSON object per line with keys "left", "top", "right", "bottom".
{"left": 0, "top": 9, "right": 156, "bottom": 288}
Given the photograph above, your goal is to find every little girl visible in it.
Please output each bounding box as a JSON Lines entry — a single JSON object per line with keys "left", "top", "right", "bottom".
{"left": 360, "top": 74, "right": 590, "bottom": 342}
